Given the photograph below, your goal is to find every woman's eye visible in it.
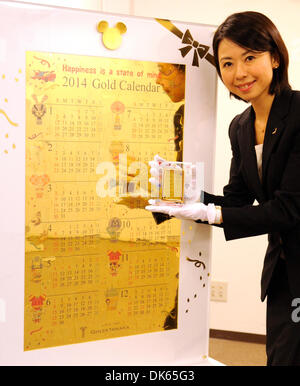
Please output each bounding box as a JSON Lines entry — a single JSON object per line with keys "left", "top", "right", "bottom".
{"left": 246, "top": 55, "right": 255, "bottom": 62}
{"left": 223, "top": 62, "right": 232, "bottom": 68}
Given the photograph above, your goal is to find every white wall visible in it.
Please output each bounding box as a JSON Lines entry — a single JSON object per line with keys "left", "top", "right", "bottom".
{"left": 15, "top": 0, "right": 300, "bottom": 335}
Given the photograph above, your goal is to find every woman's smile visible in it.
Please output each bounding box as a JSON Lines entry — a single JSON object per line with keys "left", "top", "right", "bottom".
{"left": 235, "top": 80, "right": 256, "bottom": 92}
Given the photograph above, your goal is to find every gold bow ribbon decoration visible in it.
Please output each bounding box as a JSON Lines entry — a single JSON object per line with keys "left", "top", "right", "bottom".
{"left": 180, "top": 29, "right": 215, "bottom": 67}
{"left": 155, "top": 19, "right": 215, "bottom": 67}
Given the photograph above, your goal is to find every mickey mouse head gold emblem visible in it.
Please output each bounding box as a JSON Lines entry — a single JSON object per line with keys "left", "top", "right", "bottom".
{"left": 97, "top": 21, "right": 127, "bottom": 50}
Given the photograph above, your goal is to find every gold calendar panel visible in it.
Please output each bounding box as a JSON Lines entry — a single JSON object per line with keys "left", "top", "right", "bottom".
{"left": 25, "top": 51, "right": 183, "bottom": 350}
{"left": 24, "top": 239, "right": 179, "bottom": 350}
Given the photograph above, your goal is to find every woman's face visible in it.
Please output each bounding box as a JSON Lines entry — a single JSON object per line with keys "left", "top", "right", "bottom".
{"left": 156, "top": 63, "right": 185, "bottom": 103}
{"left": 218, "top": 38, "right": 278, "bottom": 104}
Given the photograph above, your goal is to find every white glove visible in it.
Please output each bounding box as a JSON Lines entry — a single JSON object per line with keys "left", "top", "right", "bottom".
{"left": 145, "top": 202, "right": 222, "bottom": 224}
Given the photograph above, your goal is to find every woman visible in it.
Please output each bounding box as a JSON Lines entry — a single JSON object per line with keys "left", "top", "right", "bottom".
{"left": 146, "top": 11, "right": 300, "bottom": 365}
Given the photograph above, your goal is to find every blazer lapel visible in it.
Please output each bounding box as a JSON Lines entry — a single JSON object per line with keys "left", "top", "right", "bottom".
{"left": 262, "top": 88, "right": 293, "bottom": 183}
{"left": 237, "top": 107, "right": 265, "bottom": 202}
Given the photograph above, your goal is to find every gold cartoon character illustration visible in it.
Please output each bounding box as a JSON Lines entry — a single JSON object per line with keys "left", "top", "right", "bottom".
{"left": 32, "top": 94, "right": 48, "bottom": 124}
{"left": 97, "top": 21, "right": 127, "bottom": 50}
{"left": 108, "top": 250, "right": 121, "bottom": 276}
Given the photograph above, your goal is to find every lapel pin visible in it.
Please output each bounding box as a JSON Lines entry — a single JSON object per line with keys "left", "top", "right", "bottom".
{"left": 272, "top": 128, "right": 278, "bottom": 135}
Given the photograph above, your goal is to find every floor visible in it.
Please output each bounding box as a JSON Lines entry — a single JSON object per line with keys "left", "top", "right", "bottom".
{"left": 209, "top": 338, "right": 267, "bottom": 366}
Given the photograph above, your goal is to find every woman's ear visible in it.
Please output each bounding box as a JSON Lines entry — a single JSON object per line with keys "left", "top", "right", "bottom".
{"left": 272, "top": 53, "right": 280, "bottom": 69}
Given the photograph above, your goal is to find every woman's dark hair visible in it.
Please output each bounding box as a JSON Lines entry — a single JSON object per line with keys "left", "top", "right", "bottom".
{"left": 213, "top": 11, "right": 291, "bottom": 101}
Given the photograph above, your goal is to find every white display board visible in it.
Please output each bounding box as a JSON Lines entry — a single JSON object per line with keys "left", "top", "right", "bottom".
{"left": 0, "top": 0, "right": 217, "bottom": 365}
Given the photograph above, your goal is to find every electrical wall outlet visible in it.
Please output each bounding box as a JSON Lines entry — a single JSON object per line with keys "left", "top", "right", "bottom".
{"left": 210, "top": 281, "right": 228, "bottom": 302}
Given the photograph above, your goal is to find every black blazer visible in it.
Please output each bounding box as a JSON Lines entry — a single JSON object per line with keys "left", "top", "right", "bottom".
{"left": 204, "top": 87, "right": 300, "bottom": 301}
